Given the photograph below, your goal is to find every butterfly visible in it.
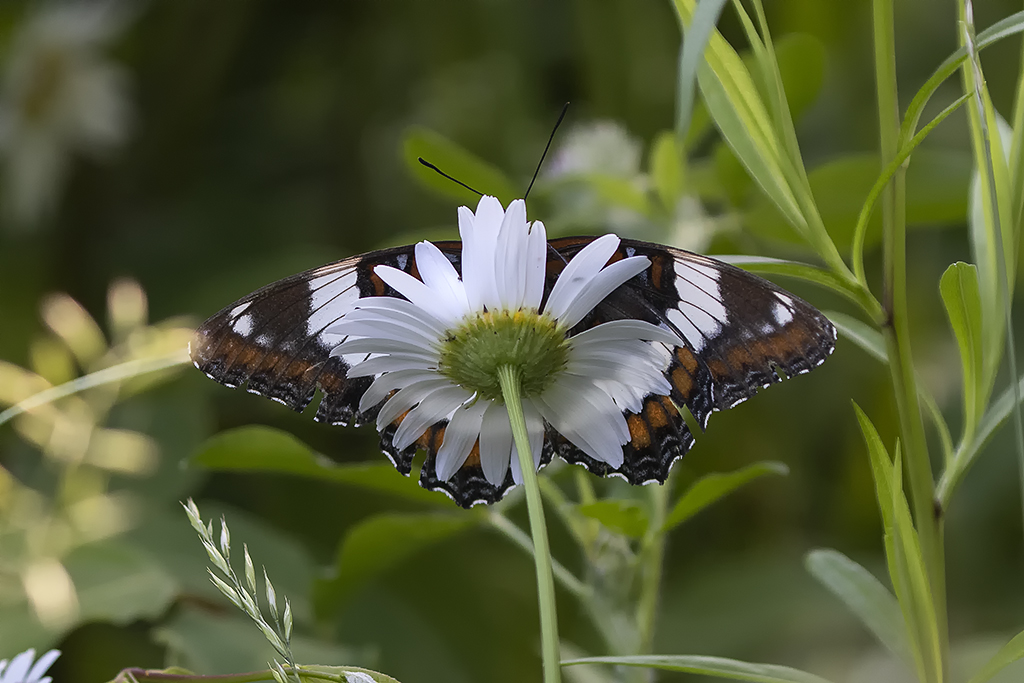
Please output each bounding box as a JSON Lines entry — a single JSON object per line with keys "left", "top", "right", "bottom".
{"left": 190, "top": 231, "right": 836, "bottom": 508}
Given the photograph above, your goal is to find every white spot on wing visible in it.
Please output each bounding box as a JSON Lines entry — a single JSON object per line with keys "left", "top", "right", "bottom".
{"left": 232, "top": 314, "right": 254, "bottom": 336}
{"left": 675, "top": 271, "right": 728, "bottom": 330}
{"left": 230, "top": 303, "right": 250, "bottom": 318}
{"left": 307, "top": 269, "right": 359, "bottom": 339}
{"left": 667, "top": 308, "right": 706, "bottom": 352}
{"left": 772, "top": 299, "right": 794, "bottom": 326}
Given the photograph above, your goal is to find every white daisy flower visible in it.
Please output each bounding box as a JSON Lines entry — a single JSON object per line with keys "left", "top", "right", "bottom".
{"left": 328, "top": 196, "right": 683, "bottom": 492}
{"left": 0, "top": 649, "right": 60, "bottom": 683}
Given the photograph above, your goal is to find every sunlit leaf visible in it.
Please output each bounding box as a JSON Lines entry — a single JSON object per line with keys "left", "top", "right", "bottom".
{"left": 805, "top": 548, "right": 909, "bottom": 663}
{"left": 967, "top": 628, "right": 1024, "bottom": 683}
{"left": 854, "top": 406, "right": 941, "bottom": 683}
{"left": 577, "top": 500, "right": 649, "bottom": 539}
{"left": 650, "top": 131, "right": 685, "bottom": 211}
{"left": 674, "top": 0, "right": 729, "bottom": 141}
{"left": 671, "top": 0, "right": 803, "bottom": 232}
{"left": 192, "top": 425, "right": 445, "bottom": 506}
{"left": 940, "top": 262, "right": 985, "bottom": 439}
{"left": 563, "top": 655, "right": 837, "bottom": 683}
{"left": 662, "top": 461, "right": 787, "bottom": 532}
{"left": 402, "top": 125, "right": 517, "bottom": 205}
{"left": 315, "top": 512, "right": 476, "bottom": 616}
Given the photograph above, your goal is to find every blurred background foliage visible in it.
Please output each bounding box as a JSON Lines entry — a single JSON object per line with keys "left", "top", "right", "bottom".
{"left": 0, "top": 1, "right": 1023, "bottom": 682}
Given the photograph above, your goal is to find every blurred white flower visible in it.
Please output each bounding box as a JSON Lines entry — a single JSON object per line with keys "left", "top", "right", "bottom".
{"left": 545, "top": 120, "right": 641, "bottom": 179}
{"left": 0, "top": 2, "right": 132, "bottom": 227}
{"left": 0, "top": 649, "right": 60, "bottom": 683}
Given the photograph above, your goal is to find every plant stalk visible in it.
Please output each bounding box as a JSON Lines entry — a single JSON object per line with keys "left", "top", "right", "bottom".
{"left": 636, "top": 476, "right": 672, "bottom": 657}
{"left": 872, "top": 0, "right": 949, "bottom": 678}
{"left": 498, "top": 365, "right": 561, "bottom": 683}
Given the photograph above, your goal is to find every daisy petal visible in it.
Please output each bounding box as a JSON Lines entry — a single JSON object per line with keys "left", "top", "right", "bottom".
{"left": 495, "top": 199, "right": 528, "bottom": 309}
{"left": 479, "top": 402, "right": 513, "bottom": 487}
{"left": 509, "top": 398, "right": 546, "bottom": 485}
{"left": 555, "top": 255, "right": 650, "bottom": 329}
{"left": 393, "top": 386, "right": 473, "bottom": 450}
{"left": 543, "top": 233, "right": 620, "bottom": 321}
{"left": 4, "top": 650, "right": 34, "bottom": 683}
{"left": 522, "top": 220, "right": 548, "bottom": 310}
{"left": 329, "top": 314, "right": 439, "bottom": 348}
{"left": 374, "top": 264, "right": 465, "bottom": 326}
{"left": 460, "top": 196, "right": 504, "bottom": 311}
{"left": 349, "top": 296, "right": 448, "bottom": 336}
{"left": 376, "top": 379, "right": 452, "bottom": 429}
{"left": 435, "top": 400, "right": 488, "bottom": 481}
{"left": 331, "top": 336, "right": 436, "bottom": 359}
{"left": 415, "top": 241, "right": 470, "bottom": 316}
{"left": 570, "top": 319, "right": 683, "bottom": 347}
{"left": 359, "top": 369, "right": 440, "bottom": 412}
{"left": 346, "top": 353, "right": 436, "bottom": 378}
{"left": 536, "top": 376, "right": 628, "bottom": 468}
{"left": 26, "top": 650, "right": 60, "bottom": 683}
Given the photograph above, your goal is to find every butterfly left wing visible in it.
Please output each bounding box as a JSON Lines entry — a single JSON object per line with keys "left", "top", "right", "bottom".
{"left": 190, "top": 242, "right": 526, "bottom": 506}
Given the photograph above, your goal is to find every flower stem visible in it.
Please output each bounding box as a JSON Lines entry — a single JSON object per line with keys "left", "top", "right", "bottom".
{"left": 497, "top": 365, "right": 561, "bottom": 683}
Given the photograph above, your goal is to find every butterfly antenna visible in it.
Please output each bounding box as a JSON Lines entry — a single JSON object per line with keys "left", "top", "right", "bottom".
{"left": 418, "top": 157, "right": 483, "bottom": 197}
{"left": 524, "top": 101, "right": 569, "bottom": 200}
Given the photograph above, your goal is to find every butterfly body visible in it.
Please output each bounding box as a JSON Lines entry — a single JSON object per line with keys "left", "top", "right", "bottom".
{"left": 191, "top": 237, "right": 835, "bottom": 507}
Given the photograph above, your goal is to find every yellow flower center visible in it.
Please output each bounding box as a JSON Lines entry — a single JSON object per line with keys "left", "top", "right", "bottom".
{"left": 438, "top": 309, "right": 570, "bottom": 402}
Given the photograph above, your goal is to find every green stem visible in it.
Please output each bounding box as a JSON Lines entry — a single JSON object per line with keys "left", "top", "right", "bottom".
{"left": 498, "top": 365, "right": 561, "bottom": 683}
{"left": 635, "top": 475, "right": 672, "bottom": 657}
{"left": 872, "top": 0, "right": 949, "bottom": 679}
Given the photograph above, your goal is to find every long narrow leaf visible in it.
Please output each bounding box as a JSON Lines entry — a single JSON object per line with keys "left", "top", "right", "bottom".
{"left": 853, "top": 406, "right": 929, "bottom": 683}
{"left": 675, "top": 0, "right": 730, "bottom": 140}
{"left": 662, "top": 461, "right": 788, "bottom": 532}
{"left": 805, "top": 549, "right": 909, "bottom": 663}
{"left": 900, "top": 11, "right": 1024, "bottom": 148}
{"left": 967, "top": 628, "right": 1024, "bottom": 683}
{"left": 562, "top": 655, "right": 836, "bottom": 683}
{"left": 939, "top": 262, "right": 985, "bottom": 442}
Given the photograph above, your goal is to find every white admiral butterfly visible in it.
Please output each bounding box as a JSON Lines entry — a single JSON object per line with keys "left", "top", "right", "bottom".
{"left": 190, "top": 230, "right": 836, "bottom": 508}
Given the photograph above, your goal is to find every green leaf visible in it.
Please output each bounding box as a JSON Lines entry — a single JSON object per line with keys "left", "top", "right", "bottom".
{"left": 671, "top": 0, "right": 804, "bottom": 233}
{"left": 853, "top": 406, "right": 942, "bottom": 683}
{"left": 674, "top": 0, "right": 730, "bottom": 141}
{"left": 562, "top": 655, "right": 837, "bottom": 683}
{"left": 67, "top": 539, "right": 178, "bottom": 626}
{"left": 576, "top": 500, "right": 650, "bottom": 539}
{"left": 805, "top": 548, "right": 909, "bottom": 663}
{"left": 662, "top": 461, "right": 787, "bottom": 532}
{"left": 650, "top": 131, "right": 685, "bottom": 211}
{"left": 940, "top": 371, "right": 1024, "bottom": 505}
{"left": 402, "top": 126, "right": 517, "bottom": 205}
{"left": 155, "top": 605, "right": 370, "bottom": 676}
{"left": 192, "top": 425, "right": 446, "bottom": 506}
{"left": 315, "top": 512, "right": 476, "bottom": 616}
{"left": 826, "top": 311, "right": 886, "bottom": 363}
{"left": 968, "top": 628, "right": 1024, "bottom": 683}
{"left": 940, "top": 262, "right": 985, "bottom": 439}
